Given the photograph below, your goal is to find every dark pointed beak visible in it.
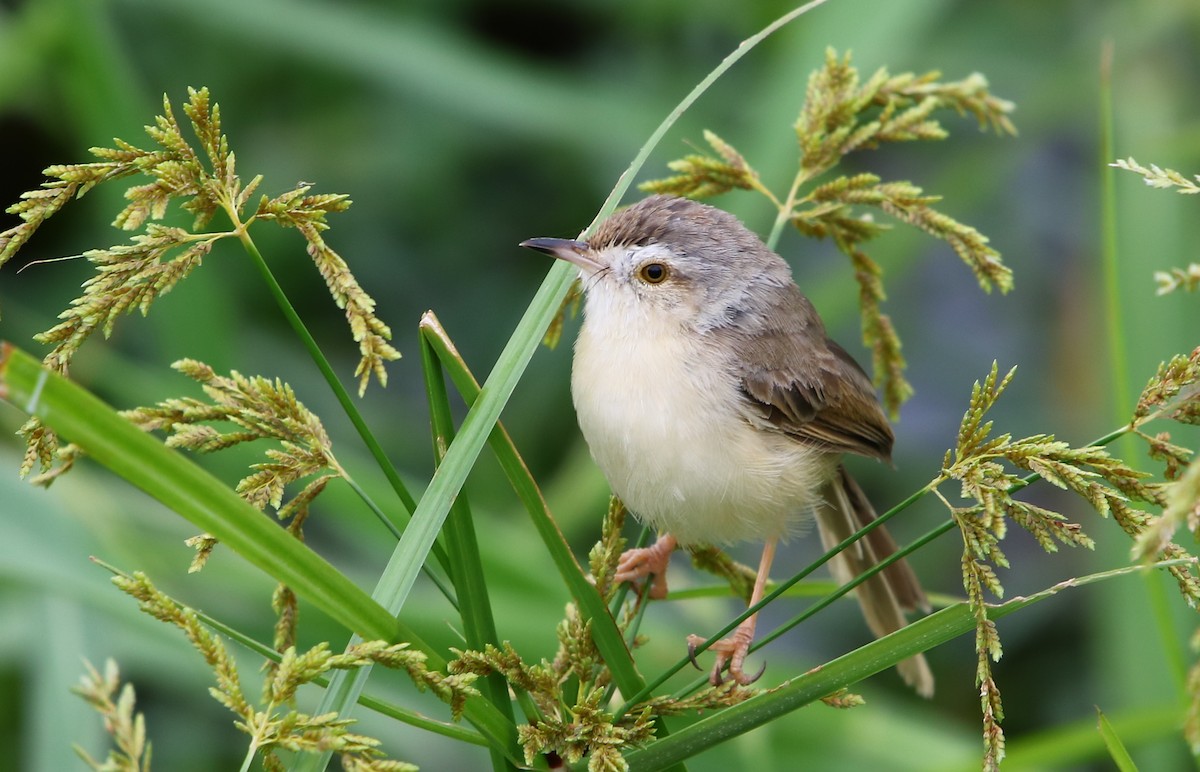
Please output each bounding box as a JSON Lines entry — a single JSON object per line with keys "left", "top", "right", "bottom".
{"left": 519, "top": 237, "right": 603, "bottom": 273}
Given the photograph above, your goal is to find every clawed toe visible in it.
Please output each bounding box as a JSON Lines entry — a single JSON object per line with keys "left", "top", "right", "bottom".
{"left": 614, "top": 534, "right": 676, "bottom": 600}
{"left": 686, "top": 634, "right": 705, "bottom": 671}
{"left": 685, "top": 633, "right": 765, "bottom": 686}
{"left": 740, "top": 660, "right": 767, "bottom": 685}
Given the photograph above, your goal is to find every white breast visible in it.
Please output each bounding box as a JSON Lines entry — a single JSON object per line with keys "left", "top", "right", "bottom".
{"left": 571, "top": 292, "right": 832, "bottom": 545}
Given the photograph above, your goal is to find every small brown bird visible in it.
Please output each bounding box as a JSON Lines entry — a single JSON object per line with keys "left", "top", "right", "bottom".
{"left": 522, "top": 195, "right": 932, "bottom": 693}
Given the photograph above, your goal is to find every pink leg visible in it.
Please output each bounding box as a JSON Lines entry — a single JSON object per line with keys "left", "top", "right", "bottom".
{"left": 687, "top": 538, "right": 777, "bottom": 685}
{"left": 614, "top": 533, "right": 677, "bottom": 600}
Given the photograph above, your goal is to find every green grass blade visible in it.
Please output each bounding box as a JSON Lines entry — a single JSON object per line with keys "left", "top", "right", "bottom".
{"left": 419, "top": 332, "right": 517, "bottom": 771}
{"left": 1098, "top": 41, "right": 1131, "bottom": 434}
{"left": 1097, "top": 39, "right": 1188, "bottom": 705}
{"left": 623, "top": 561, "right": 1190, "bottom": 770}
{"left": 369, "top": 263, "right": 577, "bottom": 617}
{"left": 299, "top": 263, "right": 594, "bottom": 768}
{"left": 298, "top": 269, "right": 583, "bottom": 772}
{"left": 0, "top": 343, "right": 399, "bottom": 642}
{"left": 1097, "top": 707, "right": 1141, "bottom": 772}
{"left": 302, "top": 310, "right": 552, "bottom": 771}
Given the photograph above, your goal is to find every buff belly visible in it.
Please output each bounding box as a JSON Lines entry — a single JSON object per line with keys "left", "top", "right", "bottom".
{"left": 571, "top": 312, "right": 833, "bottom": 546}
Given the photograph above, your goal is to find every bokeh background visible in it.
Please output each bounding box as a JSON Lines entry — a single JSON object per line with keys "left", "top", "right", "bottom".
{"left": 1, "top": 0, "right": 1198, "bottom": 769}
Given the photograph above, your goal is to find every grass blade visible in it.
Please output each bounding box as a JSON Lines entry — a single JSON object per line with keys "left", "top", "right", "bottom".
{"left": 972, "top": 705, "right": 1178, "bottom": 771}
{"left": 419, "top": 331, "right": 517, "bottom": 771}
{"left": 1097, "top": 707, "right": 1141, "bottom": 772}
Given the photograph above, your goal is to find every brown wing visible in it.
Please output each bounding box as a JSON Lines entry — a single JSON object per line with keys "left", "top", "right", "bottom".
{"left": 730, "top": 285, "right": 893, "bottom": 461}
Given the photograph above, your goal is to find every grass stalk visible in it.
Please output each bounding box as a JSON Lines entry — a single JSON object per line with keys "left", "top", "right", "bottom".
{"left": 419, "top": 332, "right": 517, "bottom": 771}
{"left": 237, "top": 232, "right": 420, "bottom": 519}
{"left": 1097, "top": 40, "right": 1189, "bottom": 700}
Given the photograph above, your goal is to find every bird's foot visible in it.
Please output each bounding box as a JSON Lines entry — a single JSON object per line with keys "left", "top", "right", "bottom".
{"left": 686, "top": 623, "right": 765, "bottom": 686}
{"left": 614, "top": 533, "right": 677, "bottom": 600}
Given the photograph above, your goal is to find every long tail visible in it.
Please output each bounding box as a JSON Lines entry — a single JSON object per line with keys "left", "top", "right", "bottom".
{"left": 815, "top": 465, "right": 935, "bottom": 697}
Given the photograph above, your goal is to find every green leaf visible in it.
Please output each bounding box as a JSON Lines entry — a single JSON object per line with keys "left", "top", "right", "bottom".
{"left": 419, "top": 331, "right": 516, "bottom": 772}
{"left": 1096, "top": 707, "right": 1140, "bottom": 772}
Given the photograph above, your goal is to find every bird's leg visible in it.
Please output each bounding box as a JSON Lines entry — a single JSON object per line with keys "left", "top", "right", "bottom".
{"left": 687, "top": 538, "right": 777, "bottom": 685}
{"left": 614, "top": 533, "right": 677, "bottom": 600}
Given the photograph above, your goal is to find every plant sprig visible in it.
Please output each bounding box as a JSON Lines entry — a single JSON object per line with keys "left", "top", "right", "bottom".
{"left": 449, "top": 497, "right": 751, "bottom": 769}
{"left": 1, "top": 87, "right": 399, "bottom": 482}
{"left": 1129, "top": 347, "right": 1200, "bottom": 560}
{"left": 930, "top": 360, "right": 1200, "bottom": 769}
{"left": 1111, "top": 158, "right": 1200, "bottom": 296}
{"left": 73, "top": 659, "right": 152, "bottom": 772}
{"left": 1111, "top": 157, "right": 1200, "bottom": 195}
{"left": 641, "top": 48, "right": 1017, "bottom": 417}
{"left": 121, "top": 358, "right": 344, "bottom": 571}
{"left": 1154, "top": 264, "right": 1200, "bottom": 295}
{"left": 107, "top": 570, "right": 475, "bottom": 771}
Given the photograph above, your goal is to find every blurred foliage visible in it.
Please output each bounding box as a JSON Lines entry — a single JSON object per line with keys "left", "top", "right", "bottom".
{"left": 1, "top": 0, "right": 1199, "bottom": 769}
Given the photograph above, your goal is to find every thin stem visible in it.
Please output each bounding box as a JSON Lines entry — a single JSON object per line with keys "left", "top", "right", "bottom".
{"left": 1098, "top": 39, "right": 1132, "bottom": 442}
{"left": 238, "top": 736, "right": 259, "bottom": 772}
{"left": 747, "top": 176, "right": 785, "bottom": 212}
{"left": 419, "top": 331, "right": 517, "bottom": 761}
{"left": 342, "top": 474, "right": 457, "bottom": 608}
{"left": 753, "top": 520, "right": 956, "bottom": 654}
{"left": 234, "top": 233, "right": 443, "bottom": 546}
{"left": 584, "top": 0, "right": 833, "bottom": 236}
{"left": 234, "top": 230, "right": 456, "bottom": 588}
{"left": 1099, "top": 41, "right": 1189, "bottom": 702}
{"left": 765, "top": 168, "right": 811, "bottom": 251}
{"left": 417, "top": 312, "right": 647, "bottom": 699}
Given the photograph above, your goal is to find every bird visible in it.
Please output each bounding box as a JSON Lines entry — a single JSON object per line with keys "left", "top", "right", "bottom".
{"left": 520, "top": 194, "right": 932, "bottom": 693}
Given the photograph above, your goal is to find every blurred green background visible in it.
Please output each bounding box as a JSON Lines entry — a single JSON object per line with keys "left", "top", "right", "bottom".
{"left": 1, "top": 0, "right": 1198, "bottom": 769}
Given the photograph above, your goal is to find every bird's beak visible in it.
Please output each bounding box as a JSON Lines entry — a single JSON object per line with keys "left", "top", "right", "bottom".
{"left": 519, "top": 237, "right": 604, "bottom": 274}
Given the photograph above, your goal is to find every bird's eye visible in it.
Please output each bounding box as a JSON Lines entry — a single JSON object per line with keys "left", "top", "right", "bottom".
{"left": 637, "top": 262, "right": 669, "bottom": 284}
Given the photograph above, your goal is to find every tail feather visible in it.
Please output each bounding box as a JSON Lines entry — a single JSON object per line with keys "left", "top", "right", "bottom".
{"left": 816, "top": 465, "right": 934, "bottom": 698}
